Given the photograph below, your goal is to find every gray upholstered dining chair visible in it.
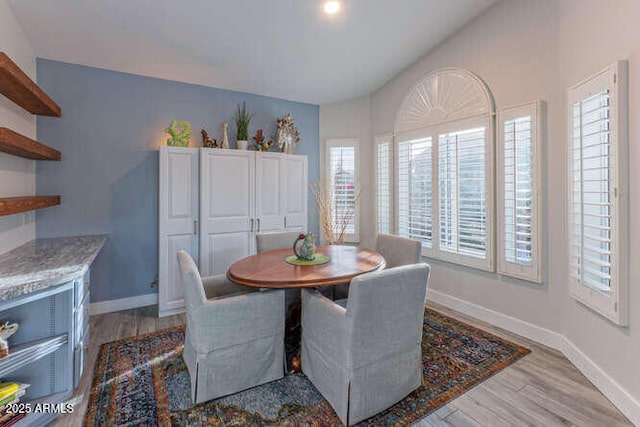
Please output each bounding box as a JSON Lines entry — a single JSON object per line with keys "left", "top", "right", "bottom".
{"left": 374, "top": 233, "right": 422, "bottom": 268}
{"left": 334, "top": 234, "right": 422, "bottom": 299}
{"left": 177, "top": 251, "right": 285, "bottom": 404}
{"left": 256, "top": 231, "right": 300, "bottom": 253}
{"left": 301, "top": 263, "right": 430, "bottom": 425}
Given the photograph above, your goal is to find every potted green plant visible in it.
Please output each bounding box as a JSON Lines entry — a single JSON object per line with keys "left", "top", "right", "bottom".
{"left": 234, "top": 102, "right": 253, "bottom": 150}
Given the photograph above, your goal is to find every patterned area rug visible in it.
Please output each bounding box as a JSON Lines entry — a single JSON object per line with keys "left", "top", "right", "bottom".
{"left": 84, "top": 309, "right": 530, "bottom": 426}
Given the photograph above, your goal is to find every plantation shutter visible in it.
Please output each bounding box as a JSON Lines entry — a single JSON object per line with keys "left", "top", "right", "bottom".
{"left": 570, "top": 89, "right": 612, "bottom": 294}
{"left": 327, "top": 140, "right": 358, "bottom": 240}
{"left": 397, "top": 137, "right": 432, "bottom": 248}
{"left": 568, "top": 61, "right": 628, "bottom": 326}
{"left": 498, "top": 103, "right": 542, "bottom": 282}
{"left": 438, "top": 128, "right": 486, "bottom": 259}
{"left": 376, "top": 136, "right": 392, "bottom": 234}
{"left": 503, "top": 117, "right": 532, "bottom": 265}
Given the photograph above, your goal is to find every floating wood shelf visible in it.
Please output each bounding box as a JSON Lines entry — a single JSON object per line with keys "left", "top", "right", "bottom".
{"left": 0, "top": 196, "right": 60, "bottom": 216}
{"left": 0, "top": 127, "right": 61, "bottom": 160}
{"left": 0, "top": 52, "right": 61, "bottom": 117}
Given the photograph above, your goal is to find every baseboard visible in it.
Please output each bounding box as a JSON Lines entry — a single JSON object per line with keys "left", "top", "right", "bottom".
{"left": 90, "top": 293, "right": 158, "bottom": 316}
{"left": 158, "top": 306, "right": 185, "bottom": 318}
{"left": 428, "top": 289, "right": 640, "bottom": 426}
{"left": 560, "top": 337, "right": 640, "bottom": 426}
{"left": 428, "top": 289, "right": 565, "bottom": 349}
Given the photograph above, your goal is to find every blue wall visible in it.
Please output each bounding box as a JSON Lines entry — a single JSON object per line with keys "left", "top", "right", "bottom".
{"left": 36, "top": 59, "right": 320, "bottom": 303}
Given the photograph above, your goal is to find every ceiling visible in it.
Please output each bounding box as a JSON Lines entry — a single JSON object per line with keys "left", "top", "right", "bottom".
{"left": 9, "top": 0, "right": 498, "bottom": 105}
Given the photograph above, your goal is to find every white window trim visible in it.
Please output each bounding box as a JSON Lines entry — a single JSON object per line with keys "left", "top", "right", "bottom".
{"left": 497, "top": 101, "right": 544, "bottom": 283}
{"left": 324, "top": 138, "right": 360, "bottom": 243}
{"left": 375, "top": 133, "right": 394, "bottom": 235}
{"left": 567, "top": 61, "right": 628, "bottom": 326}
{"left": 394, "top": 115, "right": 495, "bottom": 272}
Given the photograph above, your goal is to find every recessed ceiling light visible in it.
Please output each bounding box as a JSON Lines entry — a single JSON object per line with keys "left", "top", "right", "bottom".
{"left": 323, "top": 1, "right": 341, "bottom": 15}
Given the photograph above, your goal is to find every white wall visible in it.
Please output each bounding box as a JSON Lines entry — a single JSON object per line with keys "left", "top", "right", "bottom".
{"left": 319, "top": 95, "right": 375, "bottom": 248}
{"left": 320, "top": 0, "right": 639, "bottom": 419}
{"left": 372, "top": 0, "right": 564, "bottom": 339}
{"left": 557, "top": 0, "right": 640, "bottom": 409}
{"left": 0, "top": 0, "right": 36, "bottom": 254}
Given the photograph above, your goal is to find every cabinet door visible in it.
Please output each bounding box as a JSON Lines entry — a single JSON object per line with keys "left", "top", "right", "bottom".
{"left": 159, "top": 147, "right": 199, "bottom": 317}
{"left": 284, "top": 155, "right": 308, "bottom": 231}
{"left": 255, "top": 152, "right": 286, "bottom": 233}
{"left": 200, "top": 149, "right": 255, "bottom": 276}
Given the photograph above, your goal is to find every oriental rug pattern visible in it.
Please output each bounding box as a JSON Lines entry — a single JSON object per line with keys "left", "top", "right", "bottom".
{"left": 84, "top": 308, "right": 530, "bottom": 426}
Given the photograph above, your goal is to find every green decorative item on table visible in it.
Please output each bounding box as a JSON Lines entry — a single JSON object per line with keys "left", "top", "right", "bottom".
{"left": 165, "top": 120, "right": 192, "bottom": 147}
{"left": 285, "top": 253, "right": 331, "bottom": 266}
{"left": 287, "top": 233, "right": 330, "bottom": 265}
{"left": 293, "top": 233, "right": 316, "bottom": 261}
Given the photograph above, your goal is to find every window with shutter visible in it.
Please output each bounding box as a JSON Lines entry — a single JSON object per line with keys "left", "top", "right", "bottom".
{"left": 498, "top": 102, "right": 543, "bottom": 283}
{"left": 392, "top": 67, "right": 496, "bottom": 271}
{"left": 325, "top": 139, "right": 359, "bottom": 242}
{"left": 376, "top": 135, "right": 392, "bottom": 234}
{"left": 438, "top": 127, "right": 487, "bottom": 259}
{"left": 397, "top": 137, "right": 433, "bottom": 248}
{"left": 568, "top": 61, "right": 628, "bottom": 326}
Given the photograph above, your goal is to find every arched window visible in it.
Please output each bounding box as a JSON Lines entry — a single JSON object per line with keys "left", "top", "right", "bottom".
{"left": 392, "top": 67, "right": 496, "bottom": 271}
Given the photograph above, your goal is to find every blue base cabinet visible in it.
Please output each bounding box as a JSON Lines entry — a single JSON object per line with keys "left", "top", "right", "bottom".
{"left": 0, "top": 272, "right": 90, "bottom": 426}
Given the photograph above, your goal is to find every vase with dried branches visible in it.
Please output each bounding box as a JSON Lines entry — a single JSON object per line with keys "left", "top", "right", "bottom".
{"left": 311, "top": 181, "right": 361, "bottom": 245}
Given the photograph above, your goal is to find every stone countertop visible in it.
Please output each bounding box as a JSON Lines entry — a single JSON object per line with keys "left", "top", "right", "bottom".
{"left": 0, "top": 235, "right": 107, "bottom": 301}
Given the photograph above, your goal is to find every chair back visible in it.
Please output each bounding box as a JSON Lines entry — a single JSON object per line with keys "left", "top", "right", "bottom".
{"left": 177, "top": 251, "right": 207, "bottom": 314}
{"left": 256, "top": 231, "right": 301, "bottom": 253}
{"left": 374, "top": 234, "right": 421, "bottom": 268}
{"left": 346, "top": 263, "right": 430, "bottom": 363}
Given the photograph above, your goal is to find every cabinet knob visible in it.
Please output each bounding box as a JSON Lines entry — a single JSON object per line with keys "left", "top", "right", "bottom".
{"left": 84, "top": 308, "right": 90, "bottom": 316}
{"left": 84, "top": 282, "right": 90, "bottom": 291}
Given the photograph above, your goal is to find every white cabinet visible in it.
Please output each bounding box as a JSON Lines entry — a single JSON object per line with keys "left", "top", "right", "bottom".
{"left": 159, "top": 147, "right": 199, "bottom": 316}
{"left": 200, "top": 149, "right": 255, "bottom": 277}
{"left": 256, "top": 152, "right": 286, "bottom": 234}
{"left": 284, "top": 155, "right": 308, "bottom": 231}
{"left": 159, "top": 147, "right": 308, "bottom": 316}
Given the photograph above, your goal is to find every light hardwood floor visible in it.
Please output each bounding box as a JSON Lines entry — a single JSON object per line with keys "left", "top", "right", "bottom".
{"left": 53, "top": 302, "right": 631, "bottom": 426}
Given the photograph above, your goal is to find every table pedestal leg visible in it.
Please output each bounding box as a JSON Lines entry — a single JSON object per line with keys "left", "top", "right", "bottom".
{"left": 285, "top": 286, "right": 337, "bottom": 373}
{"left": 285, "top": 298, "right": 302, "bottom": 372}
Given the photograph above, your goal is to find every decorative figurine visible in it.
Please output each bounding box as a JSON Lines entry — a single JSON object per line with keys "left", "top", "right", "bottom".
{"left": 253, "top": 129, "right": 274, "bottom": 151}
{"left": 201, "top": 129, "right": 218, "bottom": 148}
{"left": 276, "top": 113, "right": 300, "bottom": 154}
{"left": 0, "top": 322, "right": 19, "bottom": 358}
{"left": 221, "top": 123, "right": 230, "bottom": 149}
{"left": 293, "top": 233, "right": 316, "bottom": 261}
{"left": 165, "top": 120, "right": 192, "bottom": 147}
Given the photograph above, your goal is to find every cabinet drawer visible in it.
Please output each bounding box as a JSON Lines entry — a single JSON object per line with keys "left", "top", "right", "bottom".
{"left": 74, "top": 269, "right": 90, "bottom": 307}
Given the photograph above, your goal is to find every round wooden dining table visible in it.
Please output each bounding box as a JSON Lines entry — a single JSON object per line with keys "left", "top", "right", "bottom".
{"left": 227, "top": 245, "right": 385, "bottom": 372}
{"left": 227, "top": 245, "right": 386, "bottom": 289}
